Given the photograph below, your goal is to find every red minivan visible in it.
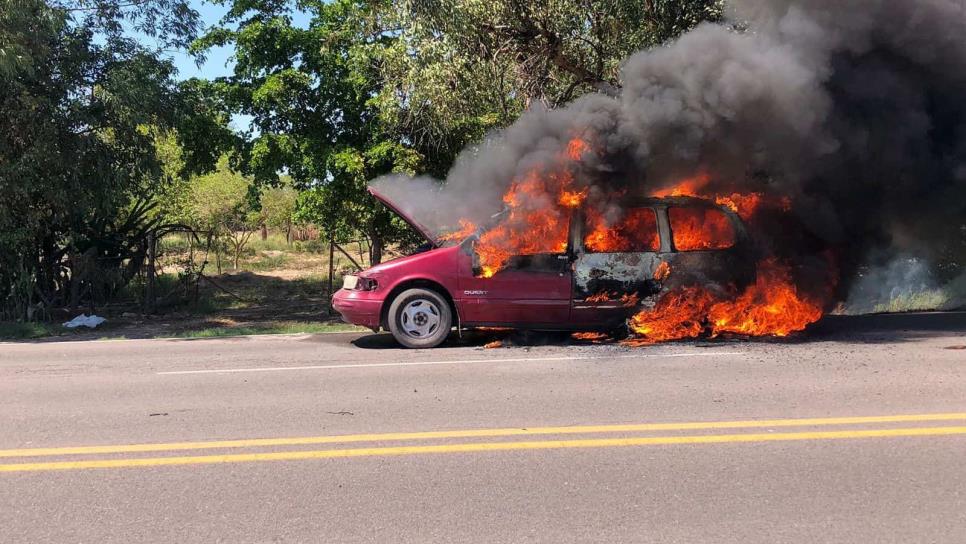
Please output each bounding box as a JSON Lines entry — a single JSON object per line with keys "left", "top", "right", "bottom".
{"left": 332, "top": 187, "right": 755, "bottom": 348}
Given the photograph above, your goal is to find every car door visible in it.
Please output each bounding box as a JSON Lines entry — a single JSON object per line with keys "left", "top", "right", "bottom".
{"left": 457, "top": 243, "right": 573, "bottom": 326}
{"left": 571, "top": 206, "right": 669, "bottom": 325}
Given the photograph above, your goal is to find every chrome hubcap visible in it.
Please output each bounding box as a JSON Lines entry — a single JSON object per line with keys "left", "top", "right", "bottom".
{"left": 400, "top": 299, "right": 441, "bottom": 338}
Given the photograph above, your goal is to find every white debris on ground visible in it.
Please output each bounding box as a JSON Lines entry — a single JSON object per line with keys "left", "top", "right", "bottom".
{"left": 62, "top": 314, "right": 106, "bottom": 329}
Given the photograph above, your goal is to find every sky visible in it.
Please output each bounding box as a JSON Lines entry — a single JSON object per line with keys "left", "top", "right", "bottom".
{"left": 175, "top": 3, "right": 234, "bottom": 79}
{"left": 147, "top": 0, "right": 312, "bottom": 131}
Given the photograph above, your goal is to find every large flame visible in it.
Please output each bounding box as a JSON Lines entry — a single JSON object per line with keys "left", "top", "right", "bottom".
{"left": 627, "top": 258, "right": 824, "bottom": 344}
{"left": 436, "top": 136, "right": 830, "bottom": 343}
{"left": 469, "top": 138, "right": 588, "bottom": 277}
{"left": 475, "top": 169, "right": 573, "bottom": 277}
{"left": 651, "top": 173, "right": 713, "bottom": 198}
{"left": 708, "top": 258, "right": 825, "bottom": 337}
{"left": 438, "top": 219, "right": 477, "bottom": 243}
{"left": 668, "top": 207, "right": 736, "bottom": 250}
{"left": 651, "top": 174, "right": 790, "bottom": 221}
{"left": 584, "top": 207, "right": 660, "bottom": 253}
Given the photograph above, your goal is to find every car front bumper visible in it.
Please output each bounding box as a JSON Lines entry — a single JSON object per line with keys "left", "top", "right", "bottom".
{"left": 331, "top": 288, "right": 383, "bottom": 330}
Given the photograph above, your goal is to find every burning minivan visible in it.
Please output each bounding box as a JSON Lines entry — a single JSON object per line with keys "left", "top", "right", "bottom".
{"left": 332, "top": 186, "right": 756, "bottom": 348}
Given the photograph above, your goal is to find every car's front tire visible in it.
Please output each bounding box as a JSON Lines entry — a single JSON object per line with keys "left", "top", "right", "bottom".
{"left": 387, "top": 288, "right": 452, "bottom": 348}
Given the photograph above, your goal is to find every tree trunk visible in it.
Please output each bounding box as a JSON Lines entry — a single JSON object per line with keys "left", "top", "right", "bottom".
{"left": 260, "top": 224, "right": 268, "bottom": 240}
{"left": 369, "top": 234, "right": 383, "bottom": 266}
{"left": 68, "top": 253, "right": 81, "bottom": 312}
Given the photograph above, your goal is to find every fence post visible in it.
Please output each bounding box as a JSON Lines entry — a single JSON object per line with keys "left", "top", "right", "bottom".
{"left": 328, "top": 238, "right": 336, "bottom": 293}
{"left": 146, "top": 231, "right": 157, "bottom": 313}
{"left": 328, "top": 239, "right": 335, "bottom": 315}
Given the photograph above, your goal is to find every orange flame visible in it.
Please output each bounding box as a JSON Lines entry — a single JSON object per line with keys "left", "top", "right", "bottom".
{"left": 627, "top": 258, "right": 823, "bottom": 344}
{"left": 620, "top": 293, "right": 640, "bottom": 307}
{"left": 584, "top": 207, "right": 660, "bottom": 253}
{"left": 653, "top": 261, "right": 671, "bottom": 281}
{"left": 566, "top": 137, "right": 589, "bottom": 161}
{"left": 708, "top": 259, "right": 824, "bottom": 337}
{"left": 585, "top": 291, "right": 614, "bottom": 303}
{"left": 714, "top": 193, "right": 762, "bottom": 220}
{"left": 559, "top": 188, "right": 588, "bottom": 208}
{"left": 438, "top": 219, "right": 477, "bottom": 243}
{"left": 652, "top": 174, "right": 790, "bottom": 221}
{"left": 572, "top": 332, "right": 610, "bottom": 342}
{"left": 475, "top": 170, "right": 572, "bottom": 277}
{"left": 627, "top": 286, "right": 714, "bottom": 343}
{"left": 470, "top": 138, "right": 589, "bottom": 277}
{"left": 669, "top": 207, "right": 736, "bottom": 251}
{"left": 585, "top": 291, "right": 640, "bottom": 307}
{"left": 651, "top": 173, "right": 712, "bottom": 197}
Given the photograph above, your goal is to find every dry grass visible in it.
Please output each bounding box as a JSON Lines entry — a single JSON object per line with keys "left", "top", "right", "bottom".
{"left": 0, "top": 232, "right": 382, "bottom": 341}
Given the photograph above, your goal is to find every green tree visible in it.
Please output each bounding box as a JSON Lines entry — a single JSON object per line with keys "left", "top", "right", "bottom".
{"left": 189, "top": 158, "right": 260, "bottom": 271}
{"left": 0, "top": 0, "right": 231, "bottom": 318}
{"left": 194, "top": 0, "right": 424, "bottom": 264}
{"left": 260, "top": 180, "right": 298, "bottom": 244}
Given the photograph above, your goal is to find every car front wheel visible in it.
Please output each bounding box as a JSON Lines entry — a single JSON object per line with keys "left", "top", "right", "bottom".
{"left": 387, "top": 288, "right": 452, "bottom": 348}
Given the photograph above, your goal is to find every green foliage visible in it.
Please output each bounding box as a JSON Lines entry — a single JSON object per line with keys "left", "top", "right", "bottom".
{"left": 47, "top": 0, "right": 202, "bottom": 50}
{"left": 195, "top": 0, "right": 429, "bottom": 263}
{"left": 0, "top": 0, "right": 60, "bottom": 77}
{"left": 397, "top": 0, "right": 723, "bottom": 104}
{"left": 189, "top": 158, "right": 257, "bottom": 233}
{"left": 189, "top": 158, "right": 261, "bottom": 269}
{"left": 0, "top": 0, "right": 230, "bottom": 318}
{"left": 367, "top": 0, "right": 725, "bottom": 174}
{"left": 260, "top": 180, "right": 298, "bottom": 241}
{"left": 247, "top": 252, "right": 290, "bottom": 271}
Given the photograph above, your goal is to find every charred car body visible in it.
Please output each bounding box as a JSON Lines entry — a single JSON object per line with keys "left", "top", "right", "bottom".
{"left": 332, "top": 188, "right": 756, "bottom": 348}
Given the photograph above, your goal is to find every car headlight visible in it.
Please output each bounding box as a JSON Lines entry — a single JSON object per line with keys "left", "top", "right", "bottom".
{"left": 343, "top": 274, "right": 378, "bottom": 291}
{"left": 342, "top": 275, "right": 359, "bottom": 290}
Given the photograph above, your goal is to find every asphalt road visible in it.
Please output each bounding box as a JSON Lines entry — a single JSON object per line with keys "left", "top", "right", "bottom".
{"left": 1, "top": 312, "right": 965, "bottom": 543}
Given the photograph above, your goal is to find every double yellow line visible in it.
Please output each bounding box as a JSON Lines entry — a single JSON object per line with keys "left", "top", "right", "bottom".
{"left": 3, "top": 413, "right": 966, "bottom": 473}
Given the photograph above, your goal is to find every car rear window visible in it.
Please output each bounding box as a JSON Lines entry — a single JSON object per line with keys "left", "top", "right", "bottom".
{"left": 669, "top": 207, "right": 735, "bottom": 251}
{"left": 584, "top": 207, "right": 660, "bottom": 253}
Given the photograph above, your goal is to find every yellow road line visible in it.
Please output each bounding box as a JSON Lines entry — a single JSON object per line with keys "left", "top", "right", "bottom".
{"left": 2, "top": 426, "right": 965, "bottom": 473}
{"left": 3, "top": 412, "right": 966, "bottom": 459}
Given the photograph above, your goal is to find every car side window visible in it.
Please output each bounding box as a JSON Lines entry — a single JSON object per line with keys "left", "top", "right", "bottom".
{"left": 476, "top": 213, "right": 571, "bottom": 274}
{"left": 668, "top": 207, "right": 735, "bottom": 251}
{"left": 584, "top": 207, "right": 660, "bottom": 253}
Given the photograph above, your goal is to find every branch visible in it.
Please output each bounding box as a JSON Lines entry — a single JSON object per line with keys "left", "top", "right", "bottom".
{"left": 332, "top": 242, "right": 363, "bottom": 272}
{"left": 60, "top": 0, "right": 154, "bottom": 12}
{"left": 549, "top": 49, "right": 620, "bottom": 97}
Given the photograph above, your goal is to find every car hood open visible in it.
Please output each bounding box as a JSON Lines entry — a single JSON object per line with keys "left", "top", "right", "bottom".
{"left": 367, "top": 185, "right": 441, "bottom": 246}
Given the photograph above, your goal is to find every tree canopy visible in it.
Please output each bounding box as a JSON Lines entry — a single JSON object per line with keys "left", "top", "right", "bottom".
{"left": 0, "top": 0, "right": 231, "bottom": 318}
